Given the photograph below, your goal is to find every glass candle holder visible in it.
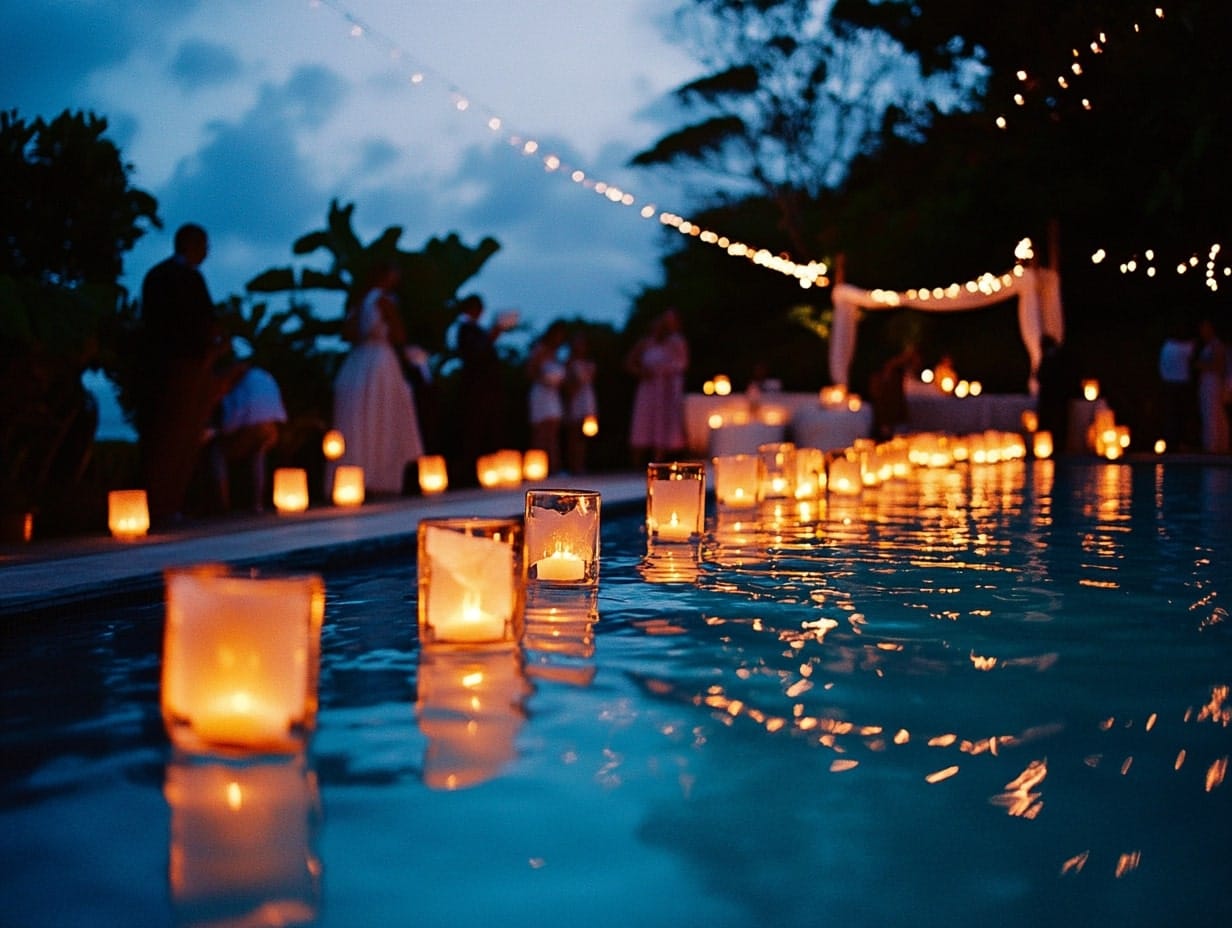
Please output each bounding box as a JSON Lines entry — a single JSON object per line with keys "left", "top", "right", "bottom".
{"left": 827, "top": 456, "right": 863, "bottom": 497}
{"left": 165, "top": 753, "right": 321, "bottom": 926}
{"left": 418, "top": 517, "right": 524, "bottom": 647}
{"left": 757, "top": 441, "right": 797, "bottom": 501}
{"left": 476, "top": 454, "right": 501, "bottom": 489}
{"left": 1033, "top": 430, "right": 1054, "bottom": 460}
{"left": 525, "top": 489, "right": 600, "bottom": 582}
{"left": 712, "top": 453, "right": 759, "bottom": 509}
{"left": 108, "top": 489, "right": 150, "bottom": 540}
{"left": 794, "top": 447, "right": 826, "bottom": 499}
{"left": 332, "top": 465, "right": 364, "bottom": 507}
{"left": 646, "top": 461, "right": 705, "bottom": 544}
{"left": 321, "top": 429, "right": 345, "bottom": 461}
{"left": 272, "top": 468, "right": 309, "bottom": 514}
{"left": 161, "top": 566, "right": 326, "bottom": 754}
{"left": 417, "top": 647, "right": 530, "bottom": 791}
{"left": 418, "top": 455, "right": 448, "bottom": 495}
{"left": 495, "top": 449, "right": 523, "bottom": 487}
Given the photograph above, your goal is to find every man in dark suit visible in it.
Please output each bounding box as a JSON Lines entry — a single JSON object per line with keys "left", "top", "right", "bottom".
{"left": 137, "top": 223, "right": 237, "bottom": 525}
{"left": 452, "top": 294, "right": 515, "bottom": 485}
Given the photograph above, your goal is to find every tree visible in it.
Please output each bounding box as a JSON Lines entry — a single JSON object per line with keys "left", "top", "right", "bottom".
{"left": 246, "top": 199, "right": 501, "bottom": 353}
{"left": 0, "top": 109, "right": 158, "bottom": 532}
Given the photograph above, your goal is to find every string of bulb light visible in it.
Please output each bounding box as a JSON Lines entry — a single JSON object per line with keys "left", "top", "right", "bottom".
{"left": 992, "top": 5, "right": 1225, "bottom": 289}
{"left": 307, "top": 0, "right": 831, "bottom": 288}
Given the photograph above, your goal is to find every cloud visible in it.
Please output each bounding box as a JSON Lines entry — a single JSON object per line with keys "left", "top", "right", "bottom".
{"left": 168, "top": 39, "right": 244, "bottom": 91}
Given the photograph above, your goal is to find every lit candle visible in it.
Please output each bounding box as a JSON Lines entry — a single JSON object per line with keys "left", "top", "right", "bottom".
{"left": 419, "top": 518, "right": 523, "bottom": 647}
{"left": 161, "top": 567, "right": 325, "bottom": 753}
{"left": 713, "top": 453, "right": 758, "bottom": 509}
{"left": 272, "top": 468, "right": 309, "bottom": 514}
{"left": 332, "top": 465, "right": 364, "bottom": 506}
{"left": 418, "top": 455, "right": 448, "bottom": 494}
{"left": 1082, "top": 379, "right": 1100, "bottom": 401}
{"left": 321, "top": 429, "right": 345, "bottom": 461}
{"left": 108, "top": 489, "right": 149, "bottom": 540}
{"left": 1033, "top": 430, "right": 1054, "bottom": 460}
{"left": 477, "top": 454, "right": 501, "bottom": 488}
{"left": 581, "top": 415, "right": 599, "bottom": 437}
{"left": 646, "top": 461, "right": 705, "bottom": 543}
{"left": 533, "top": 544, "right": 586, "bottom": 581}
{"left": 522, "top": 449, "right": 549, "bottom": 481}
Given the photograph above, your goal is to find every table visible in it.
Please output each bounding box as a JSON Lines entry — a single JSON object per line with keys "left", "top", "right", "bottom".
{"left": 905, "top": 393, "right": 1035, "bottom": 434}
{"left": 790, "top": 404, "right": 874, "bottom": 451}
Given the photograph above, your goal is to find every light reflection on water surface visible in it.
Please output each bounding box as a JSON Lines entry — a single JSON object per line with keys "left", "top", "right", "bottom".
{"left": 1, "top": 460, "right": 1230, "bottom": 928}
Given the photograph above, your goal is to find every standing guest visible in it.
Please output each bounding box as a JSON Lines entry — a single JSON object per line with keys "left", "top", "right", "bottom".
{"left": 1035, "top": 334, "right": 1079, "bottom": 452}
{"left": 526, "top": 321, "right": 570, "bottom": 476}
{"left": 626, "top": 307, "right": 688, "bottom": 466}
{"left": 869, "top": 344, "right": 921, "bottom": 440}
{"left": 451, "top": 294, "right": 517, "bottom": 484}
{"left": 1193, "top": 317, "right": 1229, "bottom": 453}
{"left": 332, "top": 262, "right": 423, "bottom": 495}
{"left": 1157, "top": 319, "right": 1197, "bottom": 452}
{"left": 564, "top": 330, "right": 599, "bottom": 475}
{"left": 137, "top": 223, "right": 239, "bottom": 525}
{"left": 209, "top": 364, "right": 287, "bottom": 513}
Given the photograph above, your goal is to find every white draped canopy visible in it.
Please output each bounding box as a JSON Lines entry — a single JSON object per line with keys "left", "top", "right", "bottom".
{"left": 828, "top": 266, "right": 1064, "bottom": 393}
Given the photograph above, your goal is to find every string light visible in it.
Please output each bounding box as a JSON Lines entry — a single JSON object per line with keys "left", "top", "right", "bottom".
{"left": 1093, "top": 242, "right": 1227, "bottom": 292}
{"left": 306, "top": 0, "right": 832, "bottom": 287}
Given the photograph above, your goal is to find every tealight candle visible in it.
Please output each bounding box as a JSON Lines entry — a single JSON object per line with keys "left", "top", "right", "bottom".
{"left": 331, "top": 465, "right": 364, "bottom": 507}
{"left": 418, "top": 517, "right": 524, "bottom": 647}
{"left": 646, "top": 461, "right": 705, "bottom": 543}
{"left": 418, "top": 455, "right": 448, "bottom": 495}
{"left": 522, "top": 449, "right": 549, "bottom": 482}
{"left": 161, "top": 566, "right": 325, "bottom": 753}
{"left": 272, "top": 468, "right": 309, "bottom": 514}
{"left": 321, "top": 429, "right": 345, "bottom": 461}
{"left": 108, "top": 489, "right": 149, "bottom": 540}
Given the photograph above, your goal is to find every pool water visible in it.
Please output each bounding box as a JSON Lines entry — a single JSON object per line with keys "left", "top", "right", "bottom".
{"left": 2, "top": 460, "right": 1231, "bottom": 927}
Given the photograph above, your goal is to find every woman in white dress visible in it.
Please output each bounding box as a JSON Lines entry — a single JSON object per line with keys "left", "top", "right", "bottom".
{"left": 332, "top": 264, "right": 423, "bottom": 494}
{"left": 526, "top": 320, "right": 569, "bottom": 475}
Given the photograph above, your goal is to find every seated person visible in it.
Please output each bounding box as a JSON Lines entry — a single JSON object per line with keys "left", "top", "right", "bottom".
{"left": 209, "top": 365, "right": 287, "bottom": 512}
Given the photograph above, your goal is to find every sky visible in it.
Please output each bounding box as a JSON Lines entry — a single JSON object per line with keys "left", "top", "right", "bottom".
{"left": 4, "top": 0, "right": 704, "bottom": 330}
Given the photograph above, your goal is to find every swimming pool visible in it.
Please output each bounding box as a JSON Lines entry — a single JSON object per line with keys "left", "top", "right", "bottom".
{"left": 2, "top": 459, "right": 1230, "bottom": 927}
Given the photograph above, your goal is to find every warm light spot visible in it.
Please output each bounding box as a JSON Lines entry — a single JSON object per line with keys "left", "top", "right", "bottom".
{"left": 928, "top": 733, "right": 957, "bottom": 747}
{"left": 1205, "top": 756, "right": 1227, "bottom": 792}
{"left": 226, "top": 781, "right": 243, "bottom": 812}
{"left": 1060, "top": 851, "right": 1089, "bottom": 876}
{"left": 1175, "top": 749, "right": 1186, "bottom": 770}
{"left": 1120, "top": 756, "right": 1133, "bottom": 775}
{"left": 894, "top": 729, "right": 910, "bottom": 745}
{"left": 830, "top": 759, "right": 859, "bottom": 773}
{"left": 1115, "top": 851, "right": 1141, "bottom": 878}
{"left": 925, "top": 765, "right": 960, "bottom": 784}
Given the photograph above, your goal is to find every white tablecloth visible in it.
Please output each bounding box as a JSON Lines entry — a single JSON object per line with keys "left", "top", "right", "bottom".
{"left": 905, "top": 393, "right": 1035, "bottom": 434}
{"left": 790, "top": 404, "right": 874, "bottom": 451}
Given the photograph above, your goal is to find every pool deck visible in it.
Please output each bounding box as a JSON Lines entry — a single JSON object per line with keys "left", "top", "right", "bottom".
{"left": 0, "top": 471, "right": 648, "bottom": 616}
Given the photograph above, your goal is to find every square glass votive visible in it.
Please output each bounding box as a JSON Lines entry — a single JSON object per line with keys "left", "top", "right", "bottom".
{"left": 418, "top": 517, "right": 524, "bottom": 648}
{"left": 757, "top": 441, "right": 797, "bottom": 501}
{"left": 161, "top": 566, "right": 326, "bottom": 754}
{"left": 108, "top": 488, "right": 150, "bottom": 540}
{"left": 525, "top": 489, "right": 600, "bottom": 587}
{"left": 712, "top": 453, "right": 759, "bottom": 509}
{"left": 646, "top": 461, "right": 706, "bottom": 544}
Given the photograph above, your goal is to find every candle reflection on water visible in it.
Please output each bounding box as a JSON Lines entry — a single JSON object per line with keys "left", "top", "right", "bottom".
{"left": 165, "top": 753, "right": 321, "bottom": 927}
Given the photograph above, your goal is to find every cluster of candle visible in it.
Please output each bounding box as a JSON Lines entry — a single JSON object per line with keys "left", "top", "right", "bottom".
{"left": 476, "top": 449, "right": 549, "bottom": 488}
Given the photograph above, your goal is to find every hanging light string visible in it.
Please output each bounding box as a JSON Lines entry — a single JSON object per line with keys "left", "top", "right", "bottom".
{"left": 306, "top": 0, "right": 831, "bottom": 288}
{"left": 989, "top": 5, "right": 1224, "bottom": 289}
{"left": 995, "top": 6, "right": 1167, "bottom": 130}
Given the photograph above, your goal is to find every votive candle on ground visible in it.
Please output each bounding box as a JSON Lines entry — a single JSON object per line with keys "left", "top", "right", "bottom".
{"left": 272, "top": 468, "right": 309, "bottom": 514}
{"left": 108, "top": 489, "right": 150, "bottom": 540}
{"left": 418, "top": 455, "right": 448, "bottom": 495}
{"left": 332, "top": 465, "right": 364, "bottom": 507}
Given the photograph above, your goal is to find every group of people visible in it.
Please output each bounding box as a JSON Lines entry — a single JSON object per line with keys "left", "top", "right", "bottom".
{"left": 1158, "top": 316, "right": 1230, "bottom": 454}
{"left": 135, "top": 224, "right": 702, "bottom": 523}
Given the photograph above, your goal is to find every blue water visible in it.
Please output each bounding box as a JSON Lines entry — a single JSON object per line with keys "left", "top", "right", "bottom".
{"left": 2, "top": 460, "right": 1231, "bottom": 927}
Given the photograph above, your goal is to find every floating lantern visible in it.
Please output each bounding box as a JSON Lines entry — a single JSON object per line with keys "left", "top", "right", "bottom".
{"left": 712, "top": 453, "right": 759, "bottom": 509}
{"left": 524, "top": 489, "right": 600, "bottom": 596}
{"left": 1082, "top": 379, "right": 1101, "bottom": 402}
{"left": 1033, "top": 430, "right": 1054, "bottom": 460}
{"left": 581, "top": 414, "right": 599, "bottom": 437}
{"left": 108, "top": 489, "right": 149, "bottom": 540}
{"left": 522, "top": 449, "right": 550, "bottom": 482}
{"left": 827, "top": 456, "right": 863, "bottom": 496}
{"left": 646, "top": 461, "right": 705, "bottom": 543}
{"left": 418, "top": 455, "right": 448, "bottom": 495}
{"left": 321, "top": 429, "right": 345, "bottom": 461}
{"left": 418, "top": 517, "right": 524, "bottom": 647}
{"left": 794, "top": 447, "right": 826, "bottom": 499}
{"left": 161, "top": 566, "right": 325, "bottom": 754}
{"left": 417, "top": 647, "right": 529, "bottom": 790}
{"left": 165, "top": 754, "right": 321, "bottom": 926}
{"left": 272, "top": 468, "right": 309, "bottom": 514}
{"left": 757, "top": 442, "right": 797, "bottom": 501}
{"left": 331, "top": 465, "right": 364, "bottom": 507}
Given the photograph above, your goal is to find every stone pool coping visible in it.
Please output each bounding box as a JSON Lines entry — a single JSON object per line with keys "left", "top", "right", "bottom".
{"left": 0, "top": 471, "right": 648, "bottom": 616}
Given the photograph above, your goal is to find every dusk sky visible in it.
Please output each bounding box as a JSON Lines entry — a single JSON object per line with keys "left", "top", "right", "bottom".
{"left": 4, "top": 0, "right": 708, "bottom": 329}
